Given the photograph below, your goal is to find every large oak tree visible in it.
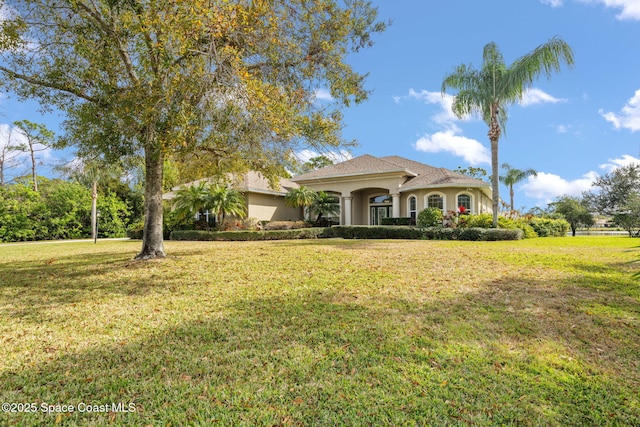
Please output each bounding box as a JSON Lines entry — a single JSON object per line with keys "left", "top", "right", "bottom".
{"left": 0, "top": 0, "right": 386, "bottom": 258}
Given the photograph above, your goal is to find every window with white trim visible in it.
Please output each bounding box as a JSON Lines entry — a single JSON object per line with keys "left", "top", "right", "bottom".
{"left": 408, "top": 196, "right": 417, "bottom": 223}
{"left": 427, "top": 194, "right": 444, "bottom": 211}
{"left": 457, "top": 194, "right": 471, "bottom": 213}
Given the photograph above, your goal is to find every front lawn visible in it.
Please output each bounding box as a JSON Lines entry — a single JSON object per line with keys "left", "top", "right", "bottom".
{"left": 0, "top": 238, "right": 638, "bottom": 426}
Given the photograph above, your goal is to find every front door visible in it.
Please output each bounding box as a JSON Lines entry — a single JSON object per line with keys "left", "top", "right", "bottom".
{"left": 370, "top": 205, "right": 391, "bottom": 225}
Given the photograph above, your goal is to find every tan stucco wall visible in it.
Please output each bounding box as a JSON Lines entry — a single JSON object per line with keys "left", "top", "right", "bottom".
{"left": 296, "top": 174, "right": 492, "bottom": 225}
{"left": 399, "top": 188, "right": 492, "bottom": 217}
{"left": 247, "top": 193, "right": 302, "bottom": 222}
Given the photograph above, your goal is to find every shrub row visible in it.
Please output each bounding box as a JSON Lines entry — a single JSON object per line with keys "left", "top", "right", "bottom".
{"left": 380, "top": 217, "right": 413, "bottom": 226}
{"left": 331, "top": 226, "right": 423, "bottom": 239}
{"left": 170, "top": 228, "right": 332, "bottom": 241}
{"left": 410, "top": 226, "right": 522, "bottom": 241}
{"left": 170, "top": 226, "right": 524, "bottom": 242}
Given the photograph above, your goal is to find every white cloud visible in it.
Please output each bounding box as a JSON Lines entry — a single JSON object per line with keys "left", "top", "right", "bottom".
{"left": 313, "top": 88, "right": 334, "bottom": 102}
{"left": 521, "top": 171, "right": 598, "bottom": 203}
{"left": 520, "top": 88, "right": 567, "bottom": 107}
{"left": 522, "top": 154, "right": 640, "bottom": 204}
{"left": 397, "top": 89, "right": 487, "bottom": 164}
{"left": 599, "top": 154, "right": 640, "bottom": 172}
{"left": 599, "top": 89, "right": 640, "bottom": 132}
{"left": 398, "top": 89, "right": 475, "bottom": 131}
{"left": 414, "top": 130, "right": 490, "bottom": 166}
{"left": 541, "top": 0, "right": 564, "bottom": 7}
{"left": 579, "top": 0, "right": 640, "bottom": 20}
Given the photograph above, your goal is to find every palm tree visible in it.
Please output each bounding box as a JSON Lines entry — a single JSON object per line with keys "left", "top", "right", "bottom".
{"left": 310, "top": 191, "right": 340, "bottom": 225}
{"left": 172, "top": 181, "right": 209, "bottom": 221}
{"left": 285, "top": 186, "right": 318, "bottom": 221}
{"left": 499, "top": 163, "right": 538, "bottom": 213}
{"left": 206, "top": 183, "right": 246, "bottom": 226}
{"left": 442, "top": 36, "right": 574, "bottom": 227}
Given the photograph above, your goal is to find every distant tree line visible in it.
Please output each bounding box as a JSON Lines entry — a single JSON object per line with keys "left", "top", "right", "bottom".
{"left": 0, "top": 176, "right": 143, "bottom": 242}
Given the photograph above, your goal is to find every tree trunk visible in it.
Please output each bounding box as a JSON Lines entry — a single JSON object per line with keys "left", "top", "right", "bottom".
{"left": 488, "top": 108, "right": 501, "bottom": 228}
{"left": 509, "top": 185, "right": 515, "bottom": 213}
{"left": 136, "top": 142, "right": 166, "bottom": 259}
{"left": 91, "top": 180, "right": 98, "bottom": 240}
{"left": 29, "top": 141, "right": 38, "bottom": 192}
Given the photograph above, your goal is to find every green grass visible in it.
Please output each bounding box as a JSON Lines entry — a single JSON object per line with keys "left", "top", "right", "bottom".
{"left": 0, "top": 237, "right": 638, "bottom": 426}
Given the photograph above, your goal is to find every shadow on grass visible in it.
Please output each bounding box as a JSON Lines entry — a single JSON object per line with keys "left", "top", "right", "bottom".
{"left": 1, "top": 271, "right": 638, "bottom": 427}
{"left": 0, "top": 248, "right": 212, "bottom": 320}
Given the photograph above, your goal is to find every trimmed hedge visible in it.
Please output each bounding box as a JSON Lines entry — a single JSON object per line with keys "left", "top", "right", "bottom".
{"left": 169, "top": 225, "right": 524, "bottom": 241}
{"left": 170, "top": 228, "right": 334, "bottom": 241}
{"left": 380, "top": 217, "right": 412, "bottom": 226}
{"left": 331, "top": 226, "right": 423, "bottom": 239}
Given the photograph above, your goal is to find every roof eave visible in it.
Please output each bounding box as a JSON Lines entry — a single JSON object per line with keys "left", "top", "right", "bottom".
{"left": 293, "top": 169, "right": 416, "bottom": 183}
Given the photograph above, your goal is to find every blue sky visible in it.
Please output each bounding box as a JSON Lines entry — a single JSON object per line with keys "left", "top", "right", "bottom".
{"left": 335, "top": 0, "right": 640, "bottom": 210}
{"left": 2, "top": 0, "right": 640, "bottom": 211}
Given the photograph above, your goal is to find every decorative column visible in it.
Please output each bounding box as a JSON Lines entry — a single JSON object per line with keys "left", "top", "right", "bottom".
{"left": 391, "top": 193, "right": 400, "bottom": 218}
{"left": 343, "top": 196, "right": 353, "bottom": 225}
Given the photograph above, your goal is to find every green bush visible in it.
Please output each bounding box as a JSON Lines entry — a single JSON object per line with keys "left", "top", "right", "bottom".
{"left": 380, "top": 217, "right": 412, "bottom": 226}
{"left": 460, "top": 213, "right": 537, "bottom": 238}
{"left": 458, "top": 227, "right": 486, "bottom": 241}
{"left": 463, "top": 213, "right": 494, "bottom": 228}
{"left": 528, "top": 217, "right": 569, "bottom": 237}
{"left": 417, "top": 208, "right": 443, "bottom": 228}
{"left": 331, "top": 226, "right": 423, "bottom": 239}
{"left": 169, "top": 225, "right": 525, "bottom": 242}
{"left": 483, "top": 228, "right": 524, "bottom": 241}
{"left": 263, "top": 221, "right": 309, "bottom": 230}
{"left": 127, "top": 220, "right": 144, "bottom": 239}
{"left": 422, "top": 227, "right": 459, "bottom": 240}
{"left": 170, "top": 228, "right": 333, "bottom": 241}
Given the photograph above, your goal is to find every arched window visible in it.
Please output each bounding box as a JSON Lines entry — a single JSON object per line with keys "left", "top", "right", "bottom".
{"left": 426, "top": 193, "right": 444, "bottom": 211}
{"left": 408, "top": 195, "right": 417, "bottom": 223}
{"left": 457, "top": 193, "right": 472, "bottom": 213}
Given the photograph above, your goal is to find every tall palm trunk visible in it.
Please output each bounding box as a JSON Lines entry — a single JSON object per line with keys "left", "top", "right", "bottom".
{"left": 136, "top": 139, "right": 166, "bottom": 259}
{"left": 509, "top": 185, "right": 515, "bottom": 213}
{"left": 489, "top": 106, "right": 501, "bottom": 228}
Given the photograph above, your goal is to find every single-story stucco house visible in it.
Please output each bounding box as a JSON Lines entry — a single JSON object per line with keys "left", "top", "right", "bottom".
{"left": 291, "top": 154, "right": 492, "bottom": 225}
{"left": 163, "top": 170, "right": 302, "bottom": 222}
{"left": 164, "top": 154, "right": 492, "bottom": 225}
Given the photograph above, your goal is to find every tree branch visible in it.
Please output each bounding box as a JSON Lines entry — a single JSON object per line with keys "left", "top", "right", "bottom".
{"left": 0, "top": 65, "right": 99, "bottom": 104}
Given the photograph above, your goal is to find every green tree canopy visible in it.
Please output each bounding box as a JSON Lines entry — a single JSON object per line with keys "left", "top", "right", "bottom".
{"left": 549, "top": 195, "right": 594, "bottom": 236}
{"left": 442, "top": 37, "right": 574, "bottom": 227}
{"left": 584, "top": 163, "right": 640, "bottom": 236}
{"left": 0, "top": 0, "right": 386, "bottom": 258}
{"left": 172, "top": 182, "right": 210, "bottom": 221}
{"left": 310, "top": 191, "right": 340, "bottom": 224}
{"left": 206, "top": 183, "right": 246, "bottom": 225}
{"left": 285, "top": 185, "right": 318, "bottom": 221}
{"left": 12, "top": 120, "right": 54, "bottom": 192}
